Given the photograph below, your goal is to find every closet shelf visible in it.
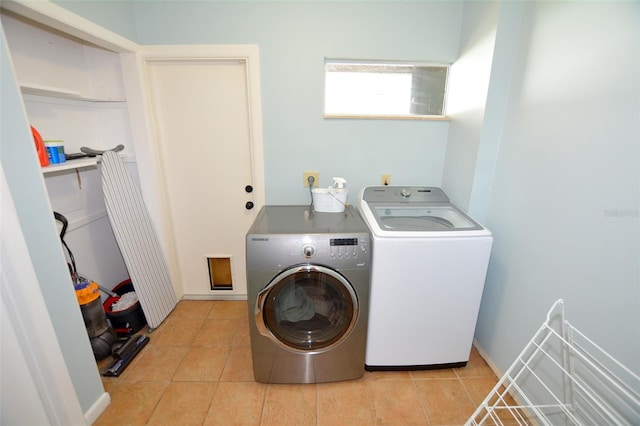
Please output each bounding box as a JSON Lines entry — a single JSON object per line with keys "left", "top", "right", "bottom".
{"left": 20, "top": 83, "right": 125, "bottom": 102}
{"left": 41, "top": 158, "right": 98, "bottom": 174}
{"left": 41, "top": 153, "right": 136, "bottom": 175}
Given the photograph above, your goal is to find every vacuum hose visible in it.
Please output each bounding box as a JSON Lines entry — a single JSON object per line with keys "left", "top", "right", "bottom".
{"left": 53, "top": 212, "right": 117, "bottom": 296}
{"left": 54, "top": 212, "right": 78, "bottom": 284}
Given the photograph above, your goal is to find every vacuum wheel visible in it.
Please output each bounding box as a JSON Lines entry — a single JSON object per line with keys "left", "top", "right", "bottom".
{"left": 91, "top": 327, "right": 117, "bottom": 360}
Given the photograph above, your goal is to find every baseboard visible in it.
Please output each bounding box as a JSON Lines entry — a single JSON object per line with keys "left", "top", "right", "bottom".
{"left": 472, "top": 338, "right": 505, "bottom": 379}
{"left": 181, "top": 294, "right": 248, "bottom": 301}
{"left": 84, "top": 391, "right": 111, "bottom": 425}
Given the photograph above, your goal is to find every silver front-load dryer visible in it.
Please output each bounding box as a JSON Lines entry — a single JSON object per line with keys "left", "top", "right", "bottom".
{"left": 246, "top": 205, "right": 371, "bottom": 383}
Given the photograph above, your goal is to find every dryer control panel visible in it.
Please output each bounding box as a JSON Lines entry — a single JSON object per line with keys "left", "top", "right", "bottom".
{"left": 329, "top": 237, "right": 367, "bottom": 261}
{"left": 295, "top": 234, "right": 369, "bottom": 267}
{"left": 247, "top": 233, "right": 370, "bottom": 271}
{"left": 246, "top": 205, "right": 372, "bottom": 271}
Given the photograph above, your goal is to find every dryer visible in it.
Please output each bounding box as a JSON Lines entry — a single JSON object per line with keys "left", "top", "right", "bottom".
{"left": 358, "top": 186, "right": 492, "bottom": 370}
{"left": 246, "top": 205, "right": 371, "bottom": 383}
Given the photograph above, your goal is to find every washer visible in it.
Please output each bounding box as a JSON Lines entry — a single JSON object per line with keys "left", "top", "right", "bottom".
{"left": 358, "top": 186, "right": 492, "bottom": 370}
{"left": 246, "top": 205, "right": 371, "bottom": 383}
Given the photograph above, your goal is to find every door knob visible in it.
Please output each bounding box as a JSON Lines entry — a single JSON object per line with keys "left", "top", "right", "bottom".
{"left": 245, "top": 185, "right": 253, "bottom": 193}
{"left": 245, "top": 201, "right": 254, "bottom": 210}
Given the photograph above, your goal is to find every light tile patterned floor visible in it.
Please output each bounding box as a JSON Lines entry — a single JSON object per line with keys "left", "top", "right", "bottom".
{"left": 95, "top": 300, "right": 498, "bottom": 425}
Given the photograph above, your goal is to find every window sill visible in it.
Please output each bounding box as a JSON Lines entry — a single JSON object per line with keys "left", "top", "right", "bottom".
{"left": 323, "top": 114, "right": 450, "bottom": 121}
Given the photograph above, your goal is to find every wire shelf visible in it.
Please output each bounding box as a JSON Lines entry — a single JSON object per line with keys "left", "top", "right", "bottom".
{"left": 467, "top": 299, "right": 640, "bottom": 426}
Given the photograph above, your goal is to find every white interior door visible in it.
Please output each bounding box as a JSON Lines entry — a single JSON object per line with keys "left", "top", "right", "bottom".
{"left": 141, "top": 46, "right": 264, "bottom": 298}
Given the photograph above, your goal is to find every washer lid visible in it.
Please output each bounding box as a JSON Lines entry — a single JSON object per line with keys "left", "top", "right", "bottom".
{"left": 369, "top": 204, "right": 483, "bottom": 232}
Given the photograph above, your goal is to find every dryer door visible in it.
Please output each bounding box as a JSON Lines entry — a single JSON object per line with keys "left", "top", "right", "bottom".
{"left": 255, "top": 264, "right": 358, "bottom": 353}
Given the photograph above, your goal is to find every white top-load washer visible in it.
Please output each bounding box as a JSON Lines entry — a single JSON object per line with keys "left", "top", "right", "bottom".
{"left": 358, "top": 186, "right": 492, "bottom": 370}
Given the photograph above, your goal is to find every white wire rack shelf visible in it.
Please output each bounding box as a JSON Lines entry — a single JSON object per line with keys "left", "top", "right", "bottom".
{"left": 467, "top": 299, "right": 640, "bottom": 426}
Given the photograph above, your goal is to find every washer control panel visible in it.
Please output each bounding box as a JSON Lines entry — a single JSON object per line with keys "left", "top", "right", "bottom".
{"left": 362, "top": 185, "right": 450, "bottom": 203}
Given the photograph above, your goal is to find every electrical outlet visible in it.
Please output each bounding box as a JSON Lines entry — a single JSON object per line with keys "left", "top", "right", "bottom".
{"left": 303, "top": 171, "right": 319, "bottom": 187}
{"left": 382, "top": 174, "right": 391, "bottom": 185}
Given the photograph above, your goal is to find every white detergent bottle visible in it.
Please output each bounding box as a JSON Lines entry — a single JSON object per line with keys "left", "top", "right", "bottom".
{"left": 332, "top": 177, "right": 347, "bottom": 191}
{"left": 330, "top": 177, "right": 348, "bottom": 210}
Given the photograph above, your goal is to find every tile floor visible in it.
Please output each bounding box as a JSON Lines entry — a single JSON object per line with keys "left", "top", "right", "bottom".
{"left": 95, "top": 300, "right": 500, "bottom": 426}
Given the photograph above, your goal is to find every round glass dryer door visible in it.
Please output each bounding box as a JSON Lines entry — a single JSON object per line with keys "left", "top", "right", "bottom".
{"left": 255, "top": 265, "right": 358, "bottom": 353}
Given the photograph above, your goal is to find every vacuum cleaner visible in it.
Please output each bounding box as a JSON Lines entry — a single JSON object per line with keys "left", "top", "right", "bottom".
{"left": 54, "top": 212, "right": 149, "bottom": 370}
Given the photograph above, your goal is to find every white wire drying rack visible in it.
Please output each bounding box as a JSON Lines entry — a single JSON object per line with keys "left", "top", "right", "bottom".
{"left": 467, "top": 299, "right": 640, "bottom": 425}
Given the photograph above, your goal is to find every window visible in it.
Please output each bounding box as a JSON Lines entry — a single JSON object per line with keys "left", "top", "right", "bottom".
{"left": 324, "top": 60, "right": 449, "bottom": 120}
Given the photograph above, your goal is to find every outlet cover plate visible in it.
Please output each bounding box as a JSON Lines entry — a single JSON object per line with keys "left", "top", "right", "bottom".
{"left": 303, "top": 171, "right": 319, "bottom": 187}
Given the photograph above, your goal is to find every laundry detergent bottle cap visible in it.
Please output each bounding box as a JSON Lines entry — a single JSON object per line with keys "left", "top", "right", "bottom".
{"left": 332, "top": 177, "right": 346, "bottom": 190}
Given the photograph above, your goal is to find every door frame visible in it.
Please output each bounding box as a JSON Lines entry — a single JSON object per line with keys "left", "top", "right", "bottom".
{"left": 123, "top": 45, "right": 265, "bottom": 299}
{"left": 0, "top": 164, "right": 88, "bottom": 425}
